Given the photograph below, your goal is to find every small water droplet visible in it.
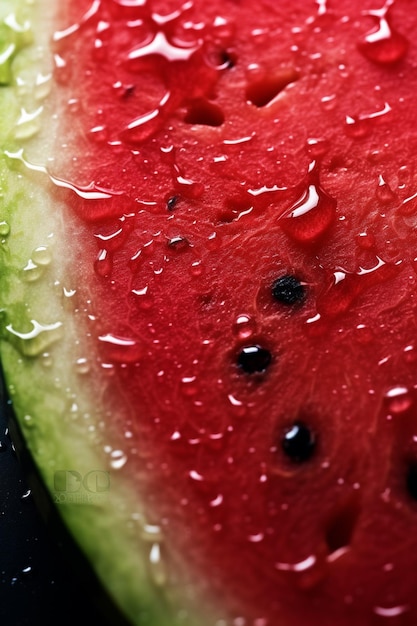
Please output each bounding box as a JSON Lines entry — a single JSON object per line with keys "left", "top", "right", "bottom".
{"left": 190, "top": 260, "right": 203, "bottom": 276}
{"left": 132, "top": 285, "right": 154, "bottom": 309}
{"left": 384, "top": 386, "right": 412, "bottom": 414}
{"left": 232, "top": 314, "right": 256, "bottom": 339}
{"left": 88, "top": 124, "right": 109, "bottom": 143}
{"left": 21, "top": 258, "right": 44, "bottom": 282}
{"left": 75, "top": 357, "right": 90, "bottom": 375}
{"left": 110, "top": 449, "right": 128, "bottom": 469}
{"left": 14, "top": 106, "right": 44, "bottom": 140}
{"left": 0, "top": 221, "right": 10, "bottom": 237}
{"left": 31, "top": 245, "right": 52, "bottom": 266}
{"left": 148, "top": 542, "right": 167, "bottom": 587}
{"left": 94, "top": 249, "right": 113, "bottom": 278}
{"left": 180, "top": 375, "right": 198, "bottom": 396}
{"left": 98, "top": 333, "right": 142, "bottom": 364}
{"left": 376, "top": 175, "right": 397, "bottom": 205}
{"left": 345, "top": 102, "right": 392, "bottom": 139}
{"left": 373, "top": 604, "right": 410, "bottom": 620}
{"left": 321, "top": 94, "right": 336, "bottom": 111}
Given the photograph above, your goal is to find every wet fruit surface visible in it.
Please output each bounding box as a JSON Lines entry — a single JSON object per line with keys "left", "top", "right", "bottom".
{"left": 4, "top": 0, "right": 417, "bottom": 624}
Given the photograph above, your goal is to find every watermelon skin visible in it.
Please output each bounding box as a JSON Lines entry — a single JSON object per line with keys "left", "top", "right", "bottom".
{"left": 2, "top": 0, "right": 417, "bottom": 625}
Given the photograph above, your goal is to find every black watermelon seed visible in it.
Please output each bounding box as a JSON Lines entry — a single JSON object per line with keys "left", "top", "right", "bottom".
{"left": 272, "top": 274, "right": 305, "bottom": 305}
{"left": 237, "top": 345, "right": 272, "bottom": 374}
{"left": 281, "top": 421, "right": 316, "bottom": 462}
{"left": 406, "top": 462, "right": 417, "bottom": 501}
{"left": 167, "top": 195, "right": 179, "bottom": 210}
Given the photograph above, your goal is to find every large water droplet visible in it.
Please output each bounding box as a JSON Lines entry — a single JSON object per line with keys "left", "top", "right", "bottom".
{"left": 358, "top": 5, "right": 408, "bottom": 65}
{"left": 280, "top": 161, "right": 336, "bottom": 244}
{"left": 5, "top": 319, "right": 63, "bottom": 356}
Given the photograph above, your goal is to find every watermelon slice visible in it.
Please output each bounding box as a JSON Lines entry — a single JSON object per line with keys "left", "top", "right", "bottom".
{"left": 1, "top": 0, "right": 417, "bottom": 624}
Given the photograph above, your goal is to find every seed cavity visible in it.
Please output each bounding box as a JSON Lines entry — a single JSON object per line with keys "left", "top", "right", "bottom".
{"left": 184, "top": 99, "right": 225, "bottom": 127}
{"left": 406, "top": 461, "right": 417, "bottom": 501}
{"left": 272, "top": 274, "right": 306, "bottom": 305}
{"left": 237, "top": 345, "right": 272, "bottom": 374}
{"left": 324, "top": 495, "right": 361, "bottom": 559}
{"left": 246, "top": 67, "right": 300, "bottom": 108}
{"left": 281, "top": 421, "right": 316, "bottom": 462}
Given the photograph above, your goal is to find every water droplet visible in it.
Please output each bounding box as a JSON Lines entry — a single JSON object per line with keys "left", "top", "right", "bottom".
{"left": 0, "top": 220, "right": 10, "bottom": 237}
{"left": 356, "top": 230, "right": 376, "bottom": 250}
{"left": 190, "top": 260, "right": 203, "bottom": 276}
{"left": 148, "top": 542, "right": 167, "bottom": 587}
{"left": 21, "top": 258, "right": 44, "bottom": 282}
{"left": 180, "top": 375, "right": 198, "bottom": 396}
{"left": 132, "top": 285, "right": 154, "bottom": 309}
{"left": 232, "top": 314, "right": 256, "bottom": 339}
{"left": 75, "top": 357, "right": 90, "bottom": 375}
{"left": 94, "top": 249, "right": 113, "bottom": 278}
{"left": 98, "top": 333, "right": 142, "bottom": 364}
{"left": 31, "top": 245, "right": 52, "bottom": 266}
{"left": 280, "top": 161, "right": 336, "bottom": 244}
{"left": 384, "top": 386, "right": 412, "bottom": 414}
{"left": 14, "top": 106, "right": 44, "bottom": 140}
{"left": 345, "top": 102, "right": 392, "bottom": 139}
{"left": 358, "top": 5, "right": 408, "bottom": 65}
{"left": 373, "top": 604, "right": 410, "bottom": 620}
{"left": 110, "top": 449, "right": 128, "bottom": 469}
{"left": 321, "top": 94, "right": 336, "bottom": 111}
{"left": 5, "top": 319, "right": 63, "bottom": 356}
{"left": 88, "top": 124, "right": 108, "bottom": 143}
{"left": 317, "top": 257, "right": 400, "bottom": 317}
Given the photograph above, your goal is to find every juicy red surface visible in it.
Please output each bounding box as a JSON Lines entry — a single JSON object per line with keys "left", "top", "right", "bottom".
{"left": 45, "top": 0, "right": 417, "bottom": 624}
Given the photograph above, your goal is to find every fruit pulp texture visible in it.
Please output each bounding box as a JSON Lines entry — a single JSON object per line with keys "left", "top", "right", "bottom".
{"left": 9, "top": 0, "right": 417, "bottom": 624}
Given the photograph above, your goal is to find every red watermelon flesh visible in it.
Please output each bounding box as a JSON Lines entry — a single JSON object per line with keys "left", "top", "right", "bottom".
{"left": 4, "top": 0, "right": 417, "bottom": 624}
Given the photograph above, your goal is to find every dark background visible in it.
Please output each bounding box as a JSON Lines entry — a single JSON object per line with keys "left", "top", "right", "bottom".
{"left": 0, "top": 381, "right": 112, "bottom": 626}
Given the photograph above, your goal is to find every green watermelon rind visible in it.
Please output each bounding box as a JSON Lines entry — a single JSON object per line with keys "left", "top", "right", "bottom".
{"left": 0, "top": 2, "right": 213, "bottom": 625}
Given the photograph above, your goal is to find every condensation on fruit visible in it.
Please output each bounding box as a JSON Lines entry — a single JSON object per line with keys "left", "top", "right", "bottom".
{"left": 384, "top": 385, "right": 412, "bottom": 415}
{"left": 280, "top": 161, "right": 336, "bottom": 244}
{"left": 358, "top": 3, "right": 408, "bottom": 65}
{"left": 232, "top": 314, "right": 257, "bottom": 340}
{"left": 5, "top": 319, "right": 63, "bottom": 357}
{"left": 98, "top": 333, "right": 142, "bottom": 364}
{"left": 344, "top": 102, "right": 391, "bottom": 139}
{"left": 148, "top": 541, "right": 167, "bottom": 587}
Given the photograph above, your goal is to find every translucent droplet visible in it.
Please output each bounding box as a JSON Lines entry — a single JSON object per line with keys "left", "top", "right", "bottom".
{"left": 14, "top": 106, "right": 44, "bottom": 140}
{"left": 0, "top": 221, "right": 10, "bottom": 237}
{"left": 75, "top": 357, "right": 90, "bottom": 375}
{"left": 94, "top": 249, "right": 113, "bottom": 278}
{"left": 384, "top": 386, "right": 412, "bottom": 414}
{"left": 110, "top": 449, "right": 128, "bottom": 469}
{"left": 180, "top": 375, "right": 198, "bottom": 396}
{"left": 148, "top": 542, "right": 167, "bottom": 587}
{"left": 21, "top": 259, "right": 44, "bottom": 282}
{"left": 345, "top": 102, "right": 391, "bottom": 139}
{"left": 32, "top": 245, "right": 52, "bottom": 266}
{"left": 232, "top": 314, "right": 256, "bottom": 339}
{"left": 132, "top": 285, "right": 154, "bottom": 309}
{"left": 358, "top": 7, "right": 408, "bottom": 65}
{"left": 190, "top": 260, "right": 203, "bottom": 276}
{"left": 5, "top": 319, "right": 63, "bottom": 356}
{"left": 376, "top": 175, "right": 397, "bottom": 205}
{"left": 280, "top": 161, "right": 336, "bottom": 244}
{"left": 98, "top": 333, "right": 142, "bottom": 364}
{"left": 373, "top": 604, "right": 410, "bottom": 620}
